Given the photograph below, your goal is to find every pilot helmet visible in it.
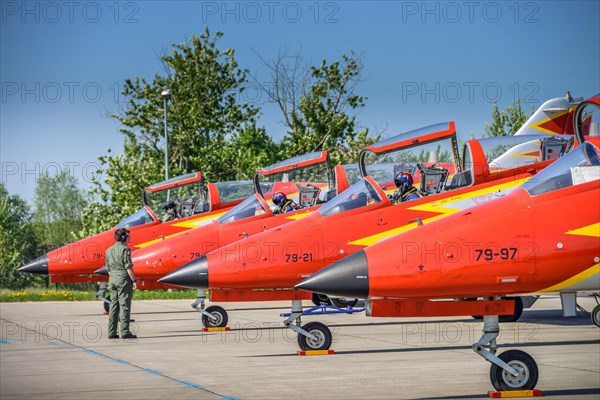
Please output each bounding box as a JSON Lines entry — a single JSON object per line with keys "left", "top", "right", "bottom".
{"left": 163, "top": 200, "right": 176, "bottom": 210}
{"left": 394, "top": 172, "right": 414, "bottom": 188}
{"left": 272, "top": 192, "right": 287, "bottom": 206}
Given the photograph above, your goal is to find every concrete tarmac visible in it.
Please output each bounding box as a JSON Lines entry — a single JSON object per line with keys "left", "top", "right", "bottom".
{"left": 1, "top": 295, "right": 599, "bottom": 400}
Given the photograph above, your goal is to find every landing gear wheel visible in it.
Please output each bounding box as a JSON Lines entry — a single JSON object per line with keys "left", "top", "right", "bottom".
{"left": 592, "top": 305, "right": 600, "bottom": 327}
{"left": 330, "top": 297, "right": 358, "bottom": 308}
{"left": 311, "top": 293, "right": 332, "bottom": 306}
{"left": 201, "top": 305, "right": 228, "bottom": 328}
{"left": 472, "top": 297, "right": 524, "bottom": 322}
{"left": 490, "top": 350, "right": 538, "bottom": 391}
{"left": 103, "top": 297, "right": 110, "bottom": 313}
{"left": 297, "top": 322, "right": 332, "bottom": 351}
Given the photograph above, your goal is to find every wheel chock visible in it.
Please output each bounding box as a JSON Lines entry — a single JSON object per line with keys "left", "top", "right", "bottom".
{"left": 103, "top": 312, "right": 109, "bottom": 315}
{"left": 297, "top": 350, "right": 335, "bottom": 356}
{"left": 202, "top": 327, "right": 230, "bottom": 332}
{"left": 488, "top": 389, "right": 542, "bottom": 398}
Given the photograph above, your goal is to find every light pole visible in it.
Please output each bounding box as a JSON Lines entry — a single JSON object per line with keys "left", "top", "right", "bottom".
{"left": 161, "top": 89, "right": 171, "bottom": 181}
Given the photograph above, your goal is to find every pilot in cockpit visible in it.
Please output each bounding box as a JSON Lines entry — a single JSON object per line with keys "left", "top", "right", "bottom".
{"left": 161, "top": 200, "right": 180, "bottom": 222}
{"left": 389, "top": 172, "right": 423, "bottom": 204}
{"left": 272, "top": 192, "right": 300, "bottom": 214}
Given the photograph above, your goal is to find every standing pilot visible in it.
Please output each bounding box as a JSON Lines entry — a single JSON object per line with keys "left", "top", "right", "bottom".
{"left": 106, "top": 228, "right": 137, "bottom": 339}
{"left": 390, "top": 172, "right": 423, "bottom": 204}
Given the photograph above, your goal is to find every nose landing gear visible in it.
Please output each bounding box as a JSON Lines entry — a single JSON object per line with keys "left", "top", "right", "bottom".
{"left": 473, "top": 314, "right": 539, "bottom": 391}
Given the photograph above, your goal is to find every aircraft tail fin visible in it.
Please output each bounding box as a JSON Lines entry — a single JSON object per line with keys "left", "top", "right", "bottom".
{"left": 514, "top": 95, "right": 583, "bottom": 136}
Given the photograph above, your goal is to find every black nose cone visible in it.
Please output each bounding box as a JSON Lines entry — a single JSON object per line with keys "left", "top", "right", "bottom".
{"left": 19, "top": 255, "right": 49, "bottom": 275}
{"left": 159, "top": 256, "right": 209, "bottom": 289}
{"left": 295, "top": 250, "right": 369, "bottom": 299}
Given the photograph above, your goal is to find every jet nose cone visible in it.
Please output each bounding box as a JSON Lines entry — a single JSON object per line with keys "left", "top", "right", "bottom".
{"left": 94, "top": 266, "right": 108, "bottom": 276}
{"left": 19, "top": 255, "right": 49, "bottom": 275}
{"left": 159, "top": 256, "right": 208, "bottom": 289}
{"left": 295, "top": 250, "right": 369, "bottom": 299}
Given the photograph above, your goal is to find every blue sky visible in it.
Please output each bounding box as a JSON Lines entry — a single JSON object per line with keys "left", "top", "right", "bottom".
{"left": 1, "top": 0, "right": 599, "bottom": 203}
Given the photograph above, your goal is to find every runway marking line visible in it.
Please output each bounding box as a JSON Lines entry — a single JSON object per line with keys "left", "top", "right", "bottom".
{"left": 141, "top": 368, "right": 165, "bottom": 376}
{"left": 177, "top": 381, "right": 205, "bottom": 389}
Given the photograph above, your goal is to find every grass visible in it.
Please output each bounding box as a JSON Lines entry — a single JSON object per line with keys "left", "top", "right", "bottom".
{"left": 0, "top": 288, "right": 200, "bottom": 302}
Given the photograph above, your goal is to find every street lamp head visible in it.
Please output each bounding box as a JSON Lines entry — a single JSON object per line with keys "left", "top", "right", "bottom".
{"left": 161, "top": 89, "right": 171, "bottom": 97}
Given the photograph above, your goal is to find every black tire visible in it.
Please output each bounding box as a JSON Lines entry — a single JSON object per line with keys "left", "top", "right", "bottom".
{"left": 103, "top": 297, "right": 110, "bottom": 313}
{"left": 311, "top": 293, "right": 332, "bottom": 306}
{"left": 500, "top": 297, "right": 524, "bottom": 323}
{"left": 297, "top": 322, "right": 333, "bottom": 351}
{"left": 472, "top": 297, "right": 524, "bottom": 322}
{"left": 330, "top": 297, "right": 359, "bottom": 308}
{"left": 592, "top": 305, "right": 600, "bottom": 328}
{"left": 201, "top": 305, "right": 228, "bottom": 328}
{"left": 490, "top": 350, "right": 538, "bottom": 391}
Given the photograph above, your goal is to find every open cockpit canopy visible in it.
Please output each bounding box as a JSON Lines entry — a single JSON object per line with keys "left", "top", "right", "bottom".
{"left": 254, "top": 151, "right": 336, "bottom": 207}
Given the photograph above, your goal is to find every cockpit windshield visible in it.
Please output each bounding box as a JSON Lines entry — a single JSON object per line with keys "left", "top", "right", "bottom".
{"left": 360, "top": 123, "right": 459, "bottom": 191}
{"left": 145, "top": 180, "right": 204, "bottom": 220}
{"left": 342, "top": 164, "right": 362, "bottom": 186}
{"left": 319, "top": 178, "right": 383, "bottom": 217}
{"left": 255, "top": 152, "right": 333, "bottom": 204}
{"left": 214, "top": 180, "right": 259, "bottom": 204}
{"left": 116, "top": 207, "right": 156, "bottom": 229}
{"left": 218, "top": 195, "right": 270, "bottom": 224}
{"left": 522, "top": 142, "right": 600, "bottom": 196}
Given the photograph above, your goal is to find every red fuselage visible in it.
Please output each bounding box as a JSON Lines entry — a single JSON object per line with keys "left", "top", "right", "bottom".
{"left": 202, "top": 162, "right": 555, "bottom": 291}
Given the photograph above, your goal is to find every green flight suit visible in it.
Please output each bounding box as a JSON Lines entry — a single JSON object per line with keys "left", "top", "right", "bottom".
{"left": 106, "top": 241, "right": 134, "bottom": 337}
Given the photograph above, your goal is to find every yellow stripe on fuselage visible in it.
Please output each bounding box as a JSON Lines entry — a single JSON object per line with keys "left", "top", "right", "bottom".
{"left": 539, "top": 222, "right": 600, "bottom": 292}
{"left": 565, "top": 222, "right": 600, "bottom": 238}
{"left": 348, "top": 178, "right": 530, "bottom": 247}
{"left": 538, "top": 263, "right": 600, "bottom": 292}
{"left": 285, "top": 210, "right": 315, "bottom": 220}
{"left": 134, "top": 211, "right": 227, "bottom": 249}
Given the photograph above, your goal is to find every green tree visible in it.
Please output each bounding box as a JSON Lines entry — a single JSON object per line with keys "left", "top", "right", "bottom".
{"left": 231, "top": 124, "right": 278, "bottom": 179}
{"left": 483, "top": 99, "right": 534, "bottom": 137}
{"left": 256, "top": 50, "right": 379, "bottom": 166}
{"left": 82, "top": 28, "right": 269, "bottom": 234}
{"left": 0, "top": 184, "right": 44, "bottom": 289}
{"left": 34, "top": 169, "right": 87, "bottom": 250}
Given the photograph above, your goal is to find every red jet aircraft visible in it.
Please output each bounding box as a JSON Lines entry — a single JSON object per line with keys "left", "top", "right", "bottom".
{"left": 295, "top": 140, "right": 600, "bottom": 392}
{"left": 19, "top": 172, "right": 256, "bottom": 288}
{"left": 130, "top": 151, "right": 351, "bottom": 281}
{"left": 160, "top": 118, "right": 578, "bottom": 331}
{"left": 108, "top": 152, "right": 354, "bottom": 322}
